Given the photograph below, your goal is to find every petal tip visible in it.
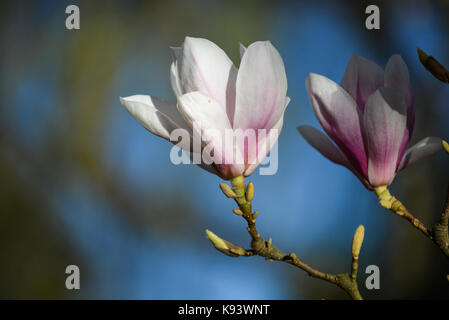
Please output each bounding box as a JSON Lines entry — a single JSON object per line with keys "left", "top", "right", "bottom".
{"left": 119, "top": 96, "right": 130, "bottom": 107}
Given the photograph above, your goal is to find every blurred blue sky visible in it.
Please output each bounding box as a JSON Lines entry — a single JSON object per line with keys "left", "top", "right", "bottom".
{"left": 4, "top": 1, "right": 449, "bottom": 299}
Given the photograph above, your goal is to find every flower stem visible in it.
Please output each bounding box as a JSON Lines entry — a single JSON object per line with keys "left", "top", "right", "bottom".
{"left": 374, "top": 185, "right": 449, "bottom": 258}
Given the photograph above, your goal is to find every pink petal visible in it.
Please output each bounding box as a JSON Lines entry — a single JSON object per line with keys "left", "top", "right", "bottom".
{"left": 120, "top": 95, "right": 190, "bottom": 140}
{"left": 363, "top": 88, "right": 407, "bottom": 186}
{"left": 297, "top": 125, "right": 372, "bottom": 189}
{"left": 340, "top": 54, "right": 384, "bottom": 112}
{"left": 177, "top": 37, "right": 237, "bottom": 124}
{"left": 243, "top": 112, "right": 284, "bottom": 177}
{"left": 234, "top": 41, "right": 287, "bottom": 131}
{"left": 384, "top": 55, "right": 414, "bottom": 118}
{"left": 297, "top": 125, "right": 353, "bottom": 168}
{"left": 384, "top": 55, "right": 415, "bottom": 168}
{"left": 398, "top": 137, "right": 442, "bottom": 171}
{"left": 306, "top": 72, "right": 368, "bottom": 177}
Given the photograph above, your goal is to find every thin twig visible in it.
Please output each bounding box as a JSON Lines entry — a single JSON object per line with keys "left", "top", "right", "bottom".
{"left": 209, "top": 176, "right": 363, "bottom": 300}
{"left": 375, "top": 185, "right": 449, "bottom": 258}
{"left": 433, "top": 181, "right": 449, "bottom": 256}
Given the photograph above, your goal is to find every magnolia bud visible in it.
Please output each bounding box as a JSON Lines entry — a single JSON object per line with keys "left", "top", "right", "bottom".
{"left": 219, "top": 183, "right": 237, "bottom": 198}
{"left": 417, "top": 48, "right": 449, "bottom": 83}
{"left": 205, "top": 229, "right": 246, "bottom": 257}
{"left": 351, "top": 225, "right": 365, "bottom": 259}
{"left": 246, "top": 182, "right": 254, "bottom": 201}
{"left": 443, "top": 141, "right": 449, "bottom": 155}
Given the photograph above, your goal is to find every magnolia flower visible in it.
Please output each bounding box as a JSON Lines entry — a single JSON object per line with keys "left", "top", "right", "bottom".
{"left": 121, "top": 37, "right": 289, "bottom": 180}
{"left": 298, "top": 54, "right": 441, "bottom": 190}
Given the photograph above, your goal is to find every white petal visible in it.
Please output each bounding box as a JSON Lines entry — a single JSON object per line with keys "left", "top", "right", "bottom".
{"left": 234, "top": 41, "right": 287, "bottom": 131}
{"left": 239, "top": 43, "right": 246, "bottom": 59}
{"left": 170, "top": 61, "right": 183, "bottom": 97}
{"left": 178, "top": 37, "right": 237, "bottom": 121}
{"left": 284, "top": 96, "right": 291, "bottom": 109}
{"left": 120, "top": 95, "right": 189, "bottom": 140}
{"left": 398, "top": 137, "right": 442, "bottom": 171}
{"left": 169, "top": 46, "right": 184, "bottom": 97}
{"left": 177, "top": 91, "right": 244, "bottom": 172}
{"left": 170, "top": 46, "right": 182, "bottom": 61}
{"left": 177, "top": 91, "right": 232, "bottom": 130}
{"left": 243, "top": 96, "right": 289, "bottom": 176}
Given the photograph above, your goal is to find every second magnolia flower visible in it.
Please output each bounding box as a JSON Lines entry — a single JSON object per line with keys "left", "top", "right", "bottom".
{"left": 121, "top": 37, "right": 289, "bottom": 180}
{"left": 298, "top": 54, "right": 441, "bottom": 189}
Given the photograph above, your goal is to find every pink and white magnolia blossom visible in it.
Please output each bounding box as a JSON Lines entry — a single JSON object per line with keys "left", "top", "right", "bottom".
{"left": 120, "top": 37, "right": 289, "bottom": 180}
{"left": 298, "top": 54, "right": 441, "bottom": 189}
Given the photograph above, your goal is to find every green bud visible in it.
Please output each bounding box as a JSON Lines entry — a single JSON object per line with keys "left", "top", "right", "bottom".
{"left": 205, "top": 229, "right": 228, "bottom": 251}
{"left": 246, "top": 182, "right": 254, "bottom": 201}
{"left": 219, "top": 182, "right": 237, "bottom": 198}
{"left": 443, "top": 140, "right": 449, "bottom": 155}
{"left": 205, "top": 229, "right": 246, "bottom": 257}
{"left": 351, "top": 225, "right": 365, "bottom": 259}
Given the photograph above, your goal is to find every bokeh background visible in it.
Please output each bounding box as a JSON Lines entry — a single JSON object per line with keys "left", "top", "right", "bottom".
{"left": 0, "top": 0, "right": 448, "bottom": 299}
